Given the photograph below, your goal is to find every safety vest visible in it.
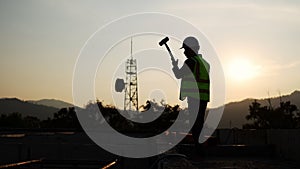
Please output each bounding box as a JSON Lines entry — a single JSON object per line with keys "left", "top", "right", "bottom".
{"left": 180, "top": 55, "right": 210, "bottom": 101}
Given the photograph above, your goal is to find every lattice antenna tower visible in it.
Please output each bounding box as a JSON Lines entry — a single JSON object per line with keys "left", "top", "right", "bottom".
{"left": 123, "top": 38, "right": 139, "bottom": 111}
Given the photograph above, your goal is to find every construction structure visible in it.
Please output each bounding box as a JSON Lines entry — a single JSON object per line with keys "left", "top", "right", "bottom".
{"left": 115, "top": 38, "right": 139, "bottom": 111}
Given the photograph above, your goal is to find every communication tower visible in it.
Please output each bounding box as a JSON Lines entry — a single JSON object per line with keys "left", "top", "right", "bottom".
{"left": 115, "top": 38, "right": 139, "bottom": 111}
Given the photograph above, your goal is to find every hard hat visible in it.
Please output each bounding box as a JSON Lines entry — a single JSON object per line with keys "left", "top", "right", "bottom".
{"left": 180, "top": 36, "right": 200, "bottom": 50}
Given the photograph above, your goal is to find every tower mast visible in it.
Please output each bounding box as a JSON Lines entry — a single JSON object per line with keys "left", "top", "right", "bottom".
{"left": 124, "top": 37, "right": 138, "bottom": 111}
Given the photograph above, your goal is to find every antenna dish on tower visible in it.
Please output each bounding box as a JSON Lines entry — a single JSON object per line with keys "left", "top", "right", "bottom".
{"left": 115, "top": 78, "right": 125, "bottom": 92}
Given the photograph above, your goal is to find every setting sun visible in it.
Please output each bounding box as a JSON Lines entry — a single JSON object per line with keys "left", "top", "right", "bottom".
{"left": 227, "top": 58, "right": 261, "bottom": 82}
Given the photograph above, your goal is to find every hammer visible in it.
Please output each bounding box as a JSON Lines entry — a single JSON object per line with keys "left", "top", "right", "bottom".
{"left": 159, "top": 37, "right": 176, "bottom": 65}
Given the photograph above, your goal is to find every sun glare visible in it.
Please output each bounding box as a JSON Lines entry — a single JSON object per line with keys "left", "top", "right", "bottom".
{"left": 227, "top": 58, "right": 260, "bottom": 81}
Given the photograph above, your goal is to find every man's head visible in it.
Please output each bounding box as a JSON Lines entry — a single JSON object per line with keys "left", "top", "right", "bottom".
{"left": 180, "top": 36, "right": 200, "bottom": 58}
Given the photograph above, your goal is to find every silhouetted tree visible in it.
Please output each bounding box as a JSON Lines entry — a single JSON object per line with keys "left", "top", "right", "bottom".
{"left": 42, "top": 107, "right": 81, "bottom": 129}
{"left": 86, "top": 100, "right": 182, "bottom": 137}
{"left": 24, "top": 116, "right": 40, "bottom": 128}
{"left": 0, "top": 112, "right": 25, "bottom": 128}
{"left": 243, "top": 100, "right": 299, "bottom": 129}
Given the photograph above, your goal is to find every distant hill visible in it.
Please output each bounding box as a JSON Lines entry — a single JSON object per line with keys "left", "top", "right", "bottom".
{"left": 217, "top": 90, "right": 300, "bottom": 129}
{"left": 1, "top": 91, "right": 299, "bottom": 127}
{"left": 28, "top": 99, "right": 73, "bottom": 109}
{"left": 0, "top": 98, "right": 59, "bottom": 120}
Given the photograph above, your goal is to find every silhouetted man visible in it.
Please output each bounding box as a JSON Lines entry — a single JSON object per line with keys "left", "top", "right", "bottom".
{"left": 172, "top": 36, "right": 210, "bottom": 153}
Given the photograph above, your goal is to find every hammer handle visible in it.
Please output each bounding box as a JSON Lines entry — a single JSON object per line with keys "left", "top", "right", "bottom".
{"left": 164, "top": 44, "right": 176, "bottom": 63}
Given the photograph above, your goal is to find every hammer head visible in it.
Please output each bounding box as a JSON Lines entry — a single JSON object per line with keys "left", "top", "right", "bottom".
{"left": 159, "top": 37, "right": 169, "bottom": 46}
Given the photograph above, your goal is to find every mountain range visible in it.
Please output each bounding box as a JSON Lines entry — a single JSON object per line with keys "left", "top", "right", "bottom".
{"left": 28, "top": 99, "right": 74, "bottom": 109}
{"left": 0, "top": 90, "right": 299, "bottom": 128}
{"left": 0, "top": 98, "right": 59, "bottom": 120}
{"left": 217, "top": 90, "right": 300, "bottom": 128}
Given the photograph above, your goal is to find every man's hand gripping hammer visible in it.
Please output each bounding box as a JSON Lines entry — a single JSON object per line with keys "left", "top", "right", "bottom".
{"left": 159, "top": 37, "right": 178, "bottom": 67}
